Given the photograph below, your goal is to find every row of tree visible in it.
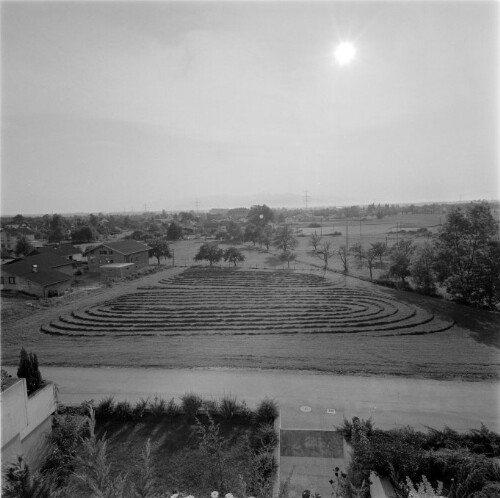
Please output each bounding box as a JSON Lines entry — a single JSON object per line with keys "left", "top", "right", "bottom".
{"left": 309, "top": 202, "right": 499, "bottom": 309}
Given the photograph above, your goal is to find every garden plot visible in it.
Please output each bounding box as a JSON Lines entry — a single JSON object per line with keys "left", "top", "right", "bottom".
{"left": 41, "top": 268, "right": 453, "bottom": 338}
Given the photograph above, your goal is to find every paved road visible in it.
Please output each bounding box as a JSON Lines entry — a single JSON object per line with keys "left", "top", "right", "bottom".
{"left": 5, "top": 366, "right": 498, "bottom": 432}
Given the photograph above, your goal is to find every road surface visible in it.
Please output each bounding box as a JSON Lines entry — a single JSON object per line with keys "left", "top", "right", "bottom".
{"left": 5, "top": 366, "right": 498, "bottom": 432}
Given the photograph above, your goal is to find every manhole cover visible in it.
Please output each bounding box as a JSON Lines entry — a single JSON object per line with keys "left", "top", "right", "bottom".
{"left": 300, "top": 405, "right": 312, "bottom": 413}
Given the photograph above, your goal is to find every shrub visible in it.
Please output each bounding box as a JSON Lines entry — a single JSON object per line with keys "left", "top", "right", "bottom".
{"left": 17, "top": 348, "right": 43, "bottom": 395}
{"left": 254, "top": 423, "right": 279, "bottom": 450}
{"left": 219, "top": 394, "right": 240, "bottom": 420}
{"left": 181, "top": 393, "right": 204, "bottom": 418}
{"left": 95, "top": 397, "right": 115, "bottom": 420}
{"left": 255, "top": 398, "right": 278, "bottom": 424}
{"left": 149, "top": 396, "right": 167, "bottom": 417}
{"left": 338, "top": 416, "right": 373, "bottom": 443}
{"left": 164, "top": 397, "right": 181, "bottom": 417}
{"left": 133, "top": 398, "right": 149, "bottom": 420}
{"left": 202, "top": 399, "right": 219, "bottom": 416}
{"left": 114, "top": 400, "right": 133, "bottom": 420}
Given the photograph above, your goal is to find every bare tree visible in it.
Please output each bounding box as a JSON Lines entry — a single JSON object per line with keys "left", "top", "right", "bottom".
{"left": 338, "top": 245, "right": 349, "bottom": 272}
{"left": 316, "top": 240, "right": 335, "bottom": 270}
{"left": 309, "top": 231, "right": 321, "bottom": 252}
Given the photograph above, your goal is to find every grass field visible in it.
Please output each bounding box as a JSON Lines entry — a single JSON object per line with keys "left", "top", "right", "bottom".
{"left": 2, "top": 213, "right": 499, "bottom": 381}
{"left": 2, "top": 238, "right": 498, "bottom": 380}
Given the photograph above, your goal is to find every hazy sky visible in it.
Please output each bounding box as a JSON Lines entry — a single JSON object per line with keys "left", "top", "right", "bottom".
{"left": 2, "top": 1, "right": 498, "bottom": 214}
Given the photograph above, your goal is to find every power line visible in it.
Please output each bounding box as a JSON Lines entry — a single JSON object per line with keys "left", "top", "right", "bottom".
{"left": 304, "top": 190, "right": 310, "bottom": 210}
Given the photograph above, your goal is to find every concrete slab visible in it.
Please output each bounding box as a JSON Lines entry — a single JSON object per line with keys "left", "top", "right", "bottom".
{"left": 280, "top": 456, "right": 345, "bottom": 498}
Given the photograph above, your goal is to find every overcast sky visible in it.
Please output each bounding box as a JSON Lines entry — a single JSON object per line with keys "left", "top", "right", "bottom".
{"left": 2, "top": 1, "right": 498, "bottom": 214}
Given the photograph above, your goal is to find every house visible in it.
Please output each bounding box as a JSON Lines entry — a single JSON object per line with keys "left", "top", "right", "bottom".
{"left": 30, "top": 243, "right": 83, "bottom": 262}
{"left": 84, "top": 239, "right": 151, "bottom": 274}
{"left": 20, "top": 253, "right": 76, "bottom": 276}
{"left": 1, "top": 260, "right": 72, "bottom": 297}
{"left": 1, "top": 377, "right": 57, "bottom": 473}
{"left": 0, "top": 227, "right": 36, "bottom": 253}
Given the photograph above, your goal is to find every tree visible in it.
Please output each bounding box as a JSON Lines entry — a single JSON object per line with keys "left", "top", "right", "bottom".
{"left": 17, "top": 348, "right": 43, "bottom": 395}
{"left": 149, "top": 239, "right": 171, "bottom": 265}
{"left": 224, "top": 247, "right": 246, "bottom": 267}
{"left": 410, "top": 242, "right": 437, "bottom": 295}
{"left": 316, "top": 241, "right": 335, "bottom": 270}
{"left": 260, "top": 225, "right": 274, "bottom": 251}
{"left": 364, "top": 246, "right": 378, "bottom": 282}
{"left": 371, "top": 241, "right": 387, "bottom": 266}
{"left": 48, "top": 227, "right": 65, "bottom": 243}
{"left": 11, "top": 214, "right": 25, "bottom": 226}
{"left": 434, "top": 202, "right": 500, "bottom": 307}
{"left": 350, "top": 242, "right": 364, "bottom": 264}
{"left": 247, "top": 205, "right": 274, "bottom": 227}
{"left": 244, "top": 223, "right": 261, "bottom": 246}
{"left": 71, "top": 226, "right": 97, "bottom": 244}
{"left": 273, "top": 225, "right": 298, "bottom": 268}
{"left": 273, "top": 225, "right": 298, "bottom": 254}
{"left": 15, "top": 236, "right": 33, "bottom": 257}
{"left": 338, "top": 245, "right": 349, "bottom": 272}
{"left": 309, "top": 232, "right": 321, "bottom": 252}
{"left": 388, "top": 239, "right": 415, "bottom": 286}
{"left": 226, "top": 221, "right": 243, "bottom": 243}
{"left": 194, "top": 243, "right": 224, "bottom": 266}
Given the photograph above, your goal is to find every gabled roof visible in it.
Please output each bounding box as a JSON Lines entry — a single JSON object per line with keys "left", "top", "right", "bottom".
{"left": 21, "top": 253, "right": 75, "bottom": 269}
{"left": 33, "top": 244, "right": 81, "bottom": 258}
{"left": 2, "top": 227, "right": 35, "bottom": 236}
{"left": 84, "top": 239, "right": 151, "bottom": 256}
{"left": 2, "top": 260, "right": 71, "bottom": 287}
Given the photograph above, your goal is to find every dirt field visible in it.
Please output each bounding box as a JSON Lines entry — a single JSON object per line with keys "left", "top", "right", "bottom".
{"left": 2, "top": 238, "right": 498, "bottom": 381}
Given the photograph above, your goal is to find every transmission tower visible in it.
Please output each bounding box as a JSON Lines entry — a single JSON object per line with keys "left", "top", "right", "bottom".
{"left": 304, "top": 190, "right": 310, "bottom": 210}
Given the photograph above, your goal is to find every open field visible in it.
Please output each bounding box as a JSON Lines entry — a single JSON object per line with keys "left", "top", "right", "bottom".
{"left": 2, "top": 244, "right": 499, "bottom": 380}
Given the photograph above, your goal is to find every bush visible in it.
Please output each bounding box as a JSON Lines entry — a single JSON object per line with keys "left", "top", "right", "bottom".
{"left": 254, "top": 423, "right": 279, "bottom": 450}
{"left": 164, "top": 398, "right": 181, "bottom": 417}
{"left": 338, "top": 416, "right": 373, "bottom": 443}
{"left": 95, "top": 397, "right": 115, "bottom": 420}
{"left": 181, "top": 393, "right": 204, "bottom": 418}
{"left": 114, "top": 400, "right": 133, "bottom": 420}
{"left": 133, "top": 398, "right": 149, "bottom": 420}
{"left": 149, "top": 396, "right": 167, "bottom": 417}
{"left": 218, "top": 394, "right": 240, "bottom": 420}
{"left": 255, "top": 398, "right": 279, "bottom": 424}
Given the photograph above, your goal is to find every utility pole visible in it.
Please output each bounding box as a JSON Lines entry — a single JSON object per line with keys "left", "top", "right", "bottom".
{"left": 172, "top": 248, "right": 175, "bottom": 267}
{"left": 346, "top": 219, "right": 349, "bottom": 251}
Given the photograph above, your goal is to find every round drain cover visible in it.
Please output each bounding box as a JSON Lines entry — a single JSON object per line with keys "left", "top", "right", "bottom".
{"left": 300, "top": 405, "right": 312, "bottom": 413}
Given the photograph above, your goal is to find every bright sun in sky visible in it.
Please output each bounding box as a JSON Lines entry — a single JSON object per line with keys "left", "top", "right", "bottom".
{"left": 334, "top": 42, "right": 356, "bottom": 66}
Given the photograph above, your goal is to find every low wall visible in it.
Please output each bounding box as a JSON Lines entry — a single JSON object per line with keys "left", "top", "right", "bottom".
{"left": 1, "top": 380, "right": 56, "bottom": 472}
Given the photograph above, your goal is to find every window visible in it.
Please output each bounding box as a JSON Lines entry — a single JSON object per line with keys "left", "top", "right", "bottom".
{"left": 108, "top": 250, "right": 114, "bottom": 255}
{"left": 100, "top": 250, "right": 107, "bottom": 255}
{"left": 0, "top": 277, "right": 4, "bottom": 284}
{"left": 8, "top": 276, "right": 16, "bottom": 284}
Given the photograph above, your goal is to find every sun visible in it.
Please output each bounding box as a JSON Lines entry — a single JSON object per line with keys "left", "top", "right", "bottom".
{"left": 334, "top": 42, "right": 356, "bottom": 66}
